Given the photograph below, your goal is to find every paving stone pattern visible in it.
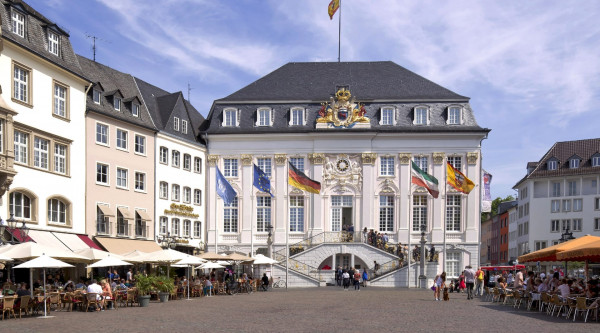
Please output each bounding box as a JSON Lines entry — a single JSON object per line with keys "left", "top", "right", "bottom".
{"left": 1, "top": 288, "right": 596, "bottom": 333}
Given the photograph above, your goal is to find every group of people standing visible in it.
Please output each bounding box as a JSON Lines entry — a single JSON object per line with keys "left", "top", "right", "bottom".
{"left": 335, "top": 266, "right": 368, "bottom": 291}
{"left": 433, "top": 265, "right": 479, "bottom": 301}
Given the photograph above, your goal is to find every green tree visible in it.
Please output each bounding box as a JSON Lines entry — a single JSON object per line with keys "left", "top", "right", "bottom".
{"left": 481, "top": 195, "right": 515, "bottom": 221}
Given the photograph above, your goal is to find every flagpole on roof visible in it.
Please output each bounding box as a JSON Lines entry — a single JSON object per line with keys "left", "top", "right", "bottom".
{"left": 338, "top": 0, "right": 342, "bottom": 62}
{"left": 285, "top": 161, "right": 289, "bottom": 290}
{"left": 443, "top": 161, "right": 447, "bottom": 273}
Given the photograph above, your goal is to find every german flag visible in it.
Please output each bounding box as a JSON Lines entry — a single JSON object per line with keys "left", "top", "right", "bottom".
{"left": 288, "top": 162, "right": 321, "bottom": 194}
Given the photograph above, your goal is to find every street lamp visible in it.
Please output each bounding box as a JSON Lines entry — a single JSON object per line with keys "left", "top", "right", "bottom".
{"left": 266, "top": 223, "right": 273, "bottom": 257}
{"left": 158, "top": 232, "right": 177, "bottom": 249}
{"left": 0, "top": 214, "right": 29, "bottom": 245}
{"left": 559, "top": 226, "right": 575, "bottom": 276}
{"left": 419, "top": 223, "right": 427, "bottom": 288}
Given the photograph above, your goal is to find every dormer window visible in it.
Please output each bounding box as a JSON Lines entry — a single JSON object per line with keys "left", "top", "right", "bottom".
{"left": 48, "top": 31, "right": 59, "bottom": 56}
{"left": 132, "top": 104, "right": 139, "bottom": 117}
{"left": 256, "top": 108, "right": 272, "bottom": 127}
{"left": 182, "top": 120, "right": 188, "bottom": 134}
{"left": 592, "top": 154, "right": 600, "bottom": 167}
{"left": 570, "top": 158, "right": 580, "bottom": 169}
{"left": 290, "top": 107, "right": 305, "bottom": 126}
{"left": 11, "top": 10, "right": 25, "bottom": 38}
{"left": 114, "top": 97, "right": 121, "bottom": 111}
{"left": 174, "top": 117, "right": 180, "bottom": 131}
{"left": 547, "top": 160, "right": 557, "bottom": 170}
{"left": 223, "top": 108, "right": 238, "bottom": 127}
{"left": 93, "top": 89, "right": 101, "bottom": 104}
{"left": 413, "top": 106, "right": 429, "bottom": 125}
{"left": 380, "top": 107, "right": 395, "bottom": 125}
{"left": 447, "top": 106, "right": 462, "bottom": 125}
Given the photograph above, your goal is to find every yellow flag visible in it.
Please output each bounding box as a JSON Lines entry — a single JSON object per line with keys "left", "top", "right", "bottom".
{"left": 328, "top": 0, "right": 340, "bottom": 20}
{"left": 446, "top": 162, "right": 475, "bottom": 194}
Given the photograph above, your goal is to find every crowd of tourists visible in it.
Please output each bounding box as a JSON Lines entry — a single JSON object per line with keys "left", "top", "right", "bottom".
{"left": 334, "top": 266, "right": 368, "bottom": 291}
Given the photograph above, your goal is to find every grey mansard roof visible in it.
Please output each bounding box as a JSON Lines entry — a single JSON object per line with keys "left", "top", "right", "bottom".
{"left": 204, "top": 61, "right": 489, "bottom": 135}
{"left": 1, "top": 0, "right": 87, "bottom": 81}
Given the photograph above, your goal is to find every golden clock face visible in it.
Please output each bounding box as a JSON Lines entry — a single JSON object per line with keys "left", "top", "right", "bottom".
{"left": 336, "top": 159, "right": 350, "bottom": 172}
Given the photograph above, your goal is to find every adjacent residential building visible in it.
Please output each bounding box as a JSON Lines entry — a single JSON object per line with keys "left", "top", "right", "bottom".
{"left": 497, "top": 201, "right": 516, "bottom": 265}
{"left": 135, "top": 77, "right": 207, "bottom": 254}
{"left": 507, "top": 204, "right": 518, "bottom": 263}
{"left": 480, "top": 217, "right": 492, "bottom": 266}
{"left": 204, "top": 61, "right": 489, "bottom": 286}
{"left": 513, "top": 138, "right": 600, "bottom": 271}
{"left": 78, "top": 55, "right": 160, "bottom": 254}
{"left": 0, "top": 0, "right": 92, "bottom": 254}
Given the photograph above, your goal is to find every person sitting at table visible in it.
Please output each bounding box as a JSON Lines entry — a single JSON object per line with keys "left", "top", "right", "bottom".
{"left": 64, "top": 280, "right": 75, "bottom": 292}
{"left": 101, "top": 279, "right": 114, "bottom": 309}
{"left": 555, "top": 278, "right": 570, "bottom": 298}
{"left": 118, "top": 279, "right": 128, "bottom": 290}
{"left": 87, "top": 279, "right": 103, "bottom": 311}
{"left": 261, "top": 273, "right": 269, "bottom": 291}
{"left": 497, "top": 277, "right": 508, "bottom": 302}
{"left": 203, "top": 276, "right": 213, "bottom": 296}
{"left": 586, "top": 279, "right": 599, "bottom": 298}
{"left": 16, "top": 283, "right": 31, "bottom": 297}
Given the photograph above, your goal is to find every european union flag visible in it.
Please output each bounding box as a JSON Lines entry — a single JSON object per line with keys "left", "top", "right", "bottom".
{"left": 253, "top": 164, "right": 274, "bottom": 197}
{"left": 216, "top": 166, "right": 237, "bottom": 205}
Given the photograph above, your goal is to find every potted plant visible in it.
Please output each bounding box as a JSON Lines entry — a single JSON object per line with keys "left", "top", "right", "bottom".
{"left": 135, "top": 274, "right": 154, "bottom": 307}
{"left": 154, "top": 275, "right": 174, "bottom": 302}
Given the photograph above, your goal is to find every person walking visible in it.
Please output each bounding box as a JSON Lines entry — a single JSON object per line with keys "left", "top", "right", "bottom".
{"left": 353, "top": 269, "right": 361, "bottom": 290}
{"left": 362, "top": 268, "right": 368, "bottom": 288}
{"left": 474, "top": 267, "right": 484, "bottom": 296}
{"left": 434, "top": 272, "right": 446, "bottom": 301}
{"left": 342, "top": 270, "right": 350, "bottom": 290}
{"left": 336, "top": 266, "right": 342, "bottom": 287}
{"left": 464, "top": 265, "right": 476, "bottom": 300}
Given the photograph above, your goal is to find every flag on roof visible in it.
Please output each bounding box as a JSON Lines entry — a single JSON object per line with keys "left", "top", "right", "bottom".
{"left": 328, "top": 0, "right": 340, "bottom": 20}
{"left": 288, "top": 161, "right": 321, "bottom": 194}
{"left": 411, "top": 161, "right": 439, "bottom": 198}
{"left": 447, "top": 162, "right": 475, "bottom": 194}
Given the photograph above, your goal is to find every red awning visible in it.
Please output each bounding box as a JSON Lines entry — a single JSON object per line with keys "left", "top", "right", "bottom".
{"left": 77, "top": 234, "right": 103, "bottom": 250}
{"left": 7, "top": 227, "right": 34, "bottom": 243}
{"left": 481, "top": 265, "right": 525, "bottom": 271}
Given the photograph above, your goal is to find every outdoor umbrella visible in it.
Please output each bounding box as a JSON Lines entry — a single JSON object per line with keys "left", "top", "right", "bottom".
{"left": 121, "top": 250, "right": 148, "bottom": 263}
{"left": 0, "top": 253, "right": 13, "bottom": 262}
{"left": 556, "top": 239, "right": 600, "bottom": 282}
{"left": 249, "top": 254, "right": 278, "bottom": 265}
{"left": 198, "top": 262, "right": 225, "bottom": 270}
{"left": 197, "top": 251, "right": 224, "bottom": 261}
{"left": 75, "top": 248, "right": 125, "bottom": 261}
{"left": 0, "top": 241, "right": 88, "bottom": 261}
{"left": 518, "top": 235, "right": 600, "bottom": 262}
{"left": 14, "top": 254, "right": 73, "bottom": 318}
{"left": 87, "top": 254, "right": 133, "bottom": 268}
{"left": 221, "top": 252, "right": 254, "bottom": 262}
{"left": 140, "top": 248, "right": 190, "bottom": 277}
{"left": 176, "top": 255, "right": 206, "bottom": 300}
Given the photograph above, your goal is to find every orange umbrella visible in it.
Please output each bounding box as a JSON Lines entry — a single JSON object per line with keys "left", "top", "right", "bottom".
{"left": 556, "top": 239, "right": 600, "bottom": 261}
{"left": 518, "top": 235, "right": 600, "bottom": 262}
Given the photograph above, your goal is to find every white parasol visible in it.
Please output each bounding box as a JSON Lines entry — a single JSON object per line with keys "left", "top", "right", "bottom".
{"left": 176, "top": 255, "right": 207, "bottom": 300}
{"left": 250, "top": 254, "right": 278, "bottom": 265}
{"left": 87, "top": 254, "right": 133, "bottom": 268}
{"left": 75, "top": 248, "right": 124, "bottom": 261}
{"left": 0, "top": 242, "right": 88, "bottom": 261}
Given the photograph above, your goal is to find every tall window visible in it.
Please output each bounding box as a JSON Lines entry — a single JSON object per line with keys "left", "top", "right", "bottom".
{"left": 290, "top": 157, "right": 304, "bottom": 171}
{"left": 14, "top": 130, "right": 28, "bottom": 164}
{"left": 132, "top": 104, "right": 139, "bottom": 117}
{"left": 331, "top": 196, "right": 352, "bottom": 232}
{"left": 256, "top": 197, "right": 271, "bottom": 232}
{"left": 114, "top": 97, "right": 121, "bottom": 111}
{"left": 381, "top": 107, "right": 394, "bottom": 125}
{"left": 54, "top": 143, "right": 66, "bottom": 174}
{"left": 289, "top": 196, "right": 304, "bottom": 232}
{"left": 93, "top": 89, "right": 101, "bottom": 104}
{"left": 552, "top": 182, "right": 561, "bottom": 197}
{"left": 561, "top": 219, "right": 571, "bottom": 232}
{"left": 257, "top": 158, "right": 272, "bottom": 177}
{"left": 96, "top": 163, "right": 109, "bottom": 185}
{"left": 379, "top": 195, "right": 394, "bottom": 232}
{"left": 570, "top": 159, "right": 580, "bottom": 169}
{"left": 13, "top": 65, "right": 29, "bottom": 103}
{"left": 53, "top": 83, "right": 67, "bottom": 117}
{"left": 116, "top": 168, "right": 128, "bottom": 189}
{"left": 412, "top": 195, "right": 427, "bottom": 231}
{"left": 174, "top": 117, "right": 180, "bottom": 131}
{"left": 257, "top": 108, "right": 271, "bottom": 126}
{"left": 446, "top": 252, "right": 460, "bottom": 279}
{"left": 551, "top": 220, "right": 560, "bottom": 232}
{"left": 224, "top": 158, "right": 238, "bottom": 177}
{"left": 414, "top": 107, "right": 428, "bottom": 125}
{"left": 413, "top": 156, "right": 428, "bottom": 173}
{"left": 593, "top": 156, "right": 600, "bottom": 167}
{"left": 447, "top": 156, "right": 462, "bottom": 170}
{"left": 159, "top": 217, "right": 168, "bottom": 235}
{"left": 290, "top": 108, "right": 304, "bottom": 126}
{"left": 223, "top": 197, "right": 238, "bottom": 233}
{"left": 96, "top": 123, "right": 108, "bottom": 145}
{"left": 194, "top": 189, "right": 201, "bottom": 205}
{"left": 183, "top": 220, "right": 191, "bottom": 237}
{"left": 48, "top": 198, "right": 66, "bottom": 224}
{"left": 182, "top": 120, "right": 188, "bottom": 134}
{"left": 10, "top": 192, "right": 31, "bottom": 219}
{"left": 172, "top": 218, "right": 180, "bottom": 236}
{"left": 194, "top": 157, "right": 202, "bottom": 173}
{"left": 134, "top": 135, "right": 145, "bottom": 154}
{"left": 183, "top": 154, "right": 191, "bottom": 170}
{"left": 97, "top": 206, "right": 109, "bottom": 235}
{"left": 172, "top": 184, "right": 180, "bottom": 201}
{"left": 116, "top": 129, "right": 128, "bottom": 150}
{"left": 33, "top": 137, "right": 49, "bottom": 170}
{"left": 572, "top": 219, "right": 582, "bottom": 232}
{"left": 159, "top": 147, "right": 168, "bottom": 164}
{"left": 447, "top": 106, "right": 461, "bottom": 124}
{"left": 48, "top": 31, "right": 59, "bottom": 55}
{"left": 446, "top": 195, "right": 461, "bottom": 231}
{"left": 159, "top": 182, "right": 168, "bottom": 199}
{"left": 194, "top": 221, "right": 201, "bottom": 237}
{"left": 567, "top": 181, "right": 577, "bottom": 196}
{"left": 380, "top": 156, "right": 394, "bottom": 176}
{"left": 135, "top": 172, "right": 146, "bottom": 191}
{"left": 183, "top": 187, "right": 191, "bottom": 203}
{"left": 11, "top": 10, "right": 25, "bottom": 37}
{"left": 573, "top": 198, "right": 583, "bottom": 211}
{"left": 172, "top": 151, "right": 180, "bottom": 167}
{"left": 223, "top": 109, "right": 237, "bottom": 127}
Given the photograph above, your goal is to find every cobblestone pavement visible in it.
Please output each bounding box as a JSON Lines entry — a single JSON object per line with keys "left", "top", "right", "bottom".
{"left": 2, "top": 287, "right": 597, "bottom": 333}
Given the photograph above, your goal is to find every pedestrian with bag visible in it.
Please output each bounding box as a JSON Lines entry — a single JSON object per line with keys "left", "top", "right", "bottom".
{"left": 362, "top": 268, "right": 368, "bottom": 288}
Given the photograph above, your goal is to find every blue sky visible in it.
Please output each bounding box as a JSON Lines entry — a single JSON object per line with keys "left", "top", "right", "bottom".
{"left": 32, "top": 0, "right": 600, "bottom": 199}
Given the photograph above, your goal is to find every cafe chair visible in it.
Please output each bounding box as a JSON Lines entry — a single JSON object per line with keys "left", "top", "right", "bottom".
{"left": 16, "top": 295, "right": 30, "bottom": 318}
{"left": 86, "top": 293, "right": 100, "bottom": 312}
{"left": 571, "top": 297, "right": 598, "bottom": 322}
{"left": 1, "top": 297, "right": 16, "bottom": 320}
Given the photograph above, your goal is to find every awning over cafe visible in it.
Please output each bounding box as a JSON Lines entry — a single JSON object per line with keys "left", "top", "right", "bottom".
{"left": 52, "top": 232, "right": 90, "bottom": 251}
{"left": 518, "top": 235, "right": 600, "bottom": 262}
{"left": 27, "top": 229, "right": 72, "bottom": 253}
{"left": 78, "top": 234, "right": 103, "bottom": 250}
{"left": 95, "top": 237, "right": 161, "bottom": 255}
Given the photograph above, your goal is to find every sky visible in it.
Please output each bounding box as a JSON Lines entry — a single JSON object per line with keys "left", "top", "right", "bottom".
{"left": 29, "top": 0, "right": 600, "bottom": 200}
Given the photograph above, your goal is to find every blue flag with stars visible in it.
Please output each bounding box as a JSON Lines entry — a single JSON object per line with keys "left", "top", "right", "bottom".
{"left": 216, "top": 166, "right": 237, "bottom": 205}
{"left": 253, "top": 164, "right": 274, "bottom": 197}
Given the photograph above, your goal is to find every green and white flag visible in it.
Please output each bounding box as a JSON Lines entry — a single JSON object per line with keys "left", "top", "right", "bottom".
{"left": 411, "top": 161, "right": 439, "bottom": 198}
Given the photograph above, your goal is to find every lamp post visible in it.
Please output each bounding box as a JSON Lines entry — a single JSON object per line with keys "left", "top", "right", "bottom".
{"left": 266, "top": 224, "right": 273, "bottom": 258}
{"left": 158, "top": 232, "right": 177, "bottom": 250}
{"left": 559, "top": 226, "right": 575, "bottom": 276}
{"left": 419, "top": 224, "right": 427, "bottom": 289}
{"left": 0, "top": 214, "right": 29, "bottom": 245}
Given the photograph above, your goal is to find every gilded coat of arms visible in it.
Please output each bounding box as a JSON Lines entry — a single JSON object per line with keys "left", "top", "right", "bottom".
{"left": 316, "top": 88, "right": 370, "bottom": 128}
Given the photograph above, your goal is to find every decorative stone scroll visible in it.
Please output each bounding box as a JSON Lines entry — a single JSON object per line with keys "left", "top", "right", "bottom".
{"left": 432, "top": 152, "right": 445, "bottom": 165}
{"left": 308, "top": 153, "right": 325, "bottom": 165}
{"left": 398, "top": 153, "right": 411, "bottom": 165}
{"left": 467, "top": 152, "right": 479, "bottom": 165}
{"left": 274, "top": 154, "right": 287, "bottom": 166}
{"left": 207, "top": 155, "right": 219, "bottom": 166}
{"left": 361, "top": 153, "right": 377, "bottom": 165}
{"left": 241, "top": 154, "right": 253, "bottom": 166}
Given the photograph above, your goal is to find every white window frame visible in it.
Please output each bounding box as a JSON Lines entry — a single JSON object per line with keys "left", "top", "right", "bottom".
{"left": 13, "top": 64, "right": 29, "bottom": 103}
{"left": 223, "top": 158, "right": 238, "bottom": 177}
{"left": 159, "top": 181, "right": 168, "bottom": 199}
{"left": 96, "top": 122, "right": 109, "bottom": 146}
{"left": 551, "top": 220, "right": 560, "bottom": 233}
{"left": 547, "top": 160, "right": 557, "bottom": 170}
{"left": 562, "top": 199, "right": 571, "bottom": 212}
{"left": 568, "top": 180, "right": 577, "bottom": 196}
{"left": 134, "top": 172, "right": 146, "bottom": 192}
{"left": 256, "top": 108, "right": 272, "bottom": 127}
{"left": 182, "top": 120, "right": 188, "bottom": 134}
{"left": 448, "top": 156, "right": 462, "bottom": 170}
{"left": 134, "top": 134, "right": 146, "bottom": 155}
{"left": 48, "top": 30, "right": 59, "bottom": 56}
{"left": 116, "top": 128, "right": 128, "bottom": 151}
{"left": 223, "top": 108, "right": 239, "bottom": 127}
{"left": 183, "top": 187, "right": 191, "bottom": 204}
{"left": 380, "top": 107, "right": 395, "bottom": 126}
{"left": 289, "top": 107, "right": 305, "bottom": 126}
{"left": 11, "top": 10, "right": 25, "bottom": 37}
{"left": 257, "top": 158, "right": 272, "bottom": 178}
{"left": 53, "top": 82, "right": 67, "bottom": 118}
{"left": 159, "top": 217, "right": 168, "bottom": 235}
{"left": 380, "top": 156, "right": 394, "bottom": 176}
{"left": 551, "top": 182, "right": 561, "bottom": 197}
{"left": 379, "top": 195, "right": 394, "bottom": 232}
{"left": 289, "top": 196, "right": 304, "bottom": 232}
{"left": 290, "top": 157, "right": 304, "bottom": 171}
{"left": 446, "top": 195, "right": 461, "bottom": 232}
{"left": 172, "top": 184, "right": 180, "bottom": 201}
{"left": 194, "top": 221, "right": 201, "bottom": 238}
{"left": 194, "top": 189, "right": 201, "bottom": 205}
{"left": 413, "top": 106, "right": 429, "bottom": 125}
{"left": 172, "top": 218, "right": 180, "bottom": 236}
{"left": 256, "top": 196, "right": 271, "bottom": 232}
{"left": 174, "top": 117, "right": 180, "bottom": 131}
{"left": 132, "top": 104, "right": 140, "bottom": 117}
{"left": 172, "top": 150, "right": 180, "bottom": 168}
{"left": 183, "top": 220, "right": 191, "bottom": 237}
{"left": 412, "top": 195, "right": 428, "bottom": 232}
{"left": 14, "top": 130, "right": 28, "bottom": 164}
{"left": 47, "top": 198, "right": 67, "bottom": 224}
{"left": 570, "top": 158, "right": 580, "bottom": 169}
{"left": 413, "top": 156, "right": 428, "bottom": 173}
{"left": 114, "top": 97, "right": 121, "bottom": 111}
{"left": 33, "top": 137, "right": 49, "bottom": 170}
{"left": 447, "top": 106, "right": 462, "bottom": 125}
{"left": 573, "top": 198, "right": 583, "bottom": 212}
{"left": 54, "top": 143, "right": 66, "bottom": 174}
{"left": 183, "top": 154, "right": 191, "bottom": 171}
{"left": 96, "top": 162, "right": 109, "bottom": 186}
{"left": 572, "top": 218, "right": 582, "bottom": 232}
{"left": 551, "top": 200, "right": 560, "bottom": 213}
{"left": 223, "top": 197, "right": 238, "bottom": 233}
{"left": 93, "top": 89, "right": 101, "bottom": 104}
{"left": 116, "top": 167, "right": 129, "bottom": 189}
{"left": 159, "top": 147, "right": 168, "bottom": 164}
{"left": 194, "top": 157, "right": 202, "bottom": 173}
{"left": 593, "top": 156, "right": 600, "bottom": 167}
{"left": 595, "top": 218, "right": 600, "bottom": 231}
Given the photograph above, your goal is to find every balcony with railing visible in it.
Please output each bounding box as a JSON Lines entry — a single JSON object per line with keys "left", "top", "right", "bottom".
{"left": 96, "top": 219, "right": 111, "bottom": 236}
{"left": 117, "top": 222, "right": 130, "bottom": 237}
